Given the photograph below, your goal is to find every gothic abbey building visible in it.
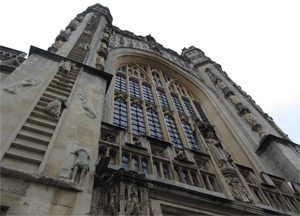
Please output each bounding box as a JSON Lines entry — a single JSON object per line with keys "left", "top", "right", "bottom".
{"left": 0, "top": 4, "right": 299, "bottom": 216}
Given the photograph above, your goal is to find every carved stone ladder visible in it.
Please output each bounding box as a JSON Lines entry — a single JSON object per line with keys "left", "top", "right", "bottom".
{"left": 1, "top": 66, "right": 79, "bottom": 172}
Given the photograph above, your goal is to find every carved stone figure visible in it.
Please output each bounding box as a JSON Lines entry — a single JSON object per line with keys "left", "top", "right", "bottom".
{"left": 79, "top": 93, "right": 97, "bottom": 118}
{"left": 197, "top": 122, "right": 233, "bottom": 168}
{"left": 44, "top": 98, "right": 67, "bottom": 118}
{"left": 228, "top": 94, "right": 240, "bottom": 106}
{"left": 71, "top": 149, "right": 90, "bottom": 185}
{"left": 49, "top": 40, "right": 64, "bottom": 53}
{"left": 243, "top": 113, "right": 258, "bottom": 127}
{"left": 175, "top": 148, "right": 187, "bottom": 160}
{"left": 108, "top": 191, "right": 118, "bottom": 216}
{"left": 96, "top": 55, "right": 105, "bottom": 70}
{"left": 79, "top": 42, "right": 90, "bottom": 52}
{"left": 84, "top": 30, "right": 93, "bottom": 38}
{"left": 227, "top": 177, "right": 251, "bottom": 203}
{"left": 3, "top": 77, "right": 42, "bottom": 94}
{"left": 59, "top": 61, "right": 73, "bottom": 74}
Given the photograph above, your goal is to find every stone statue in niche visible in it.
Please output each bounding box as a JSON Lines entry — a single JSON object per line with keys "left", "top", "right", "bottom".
{"left": 79, "top": 93, "right": 97, "bottom": 118}
{"left": 108, "top": 190, "right": 119, "bottom": 216}
{"left": 197, "top": 122, "right": 233, "bottom": 168}
{"left": 175, "top": 148, "right": 187, "bottom": 160}
{"left": 125, "top": 187, "right": 142, "bottom": 216}
{"left": 3, "top": 77, "right": 42, "bottom": 94}
{"left": 227, "top": 176, "right": 251, "bottom": 203}
{"left": 70, "top": 149, "right": 90, "bottom": 185}
{"left": 44, "top": 98, "right": 68, "bottom": 118}
{"left": 59, "top": 61, "right": 74, "bottom": 74}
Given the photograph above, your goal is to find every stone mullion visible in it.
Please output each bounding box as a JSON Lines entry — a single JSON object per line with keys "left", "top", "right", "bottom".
{"left": 143, "top": 102, "right": 151, "bottom": 137}
{"left": 187, "top": 169, "right": 193, "bottom": 185}
{"left": 126, "top": 73, "right": 133, "bottom": 143}
{"left": 196, "top": 170, "right": 205, "bottom": 188}
{"left": 205, "top": 68, "right": 266, "bottom": 138}
{"left": 138, "top": 155, "right": 142, "bottom": 173}
{"left": 128, "top": 152, "right": 133, "bottom": 170}
{"left": 204, "top": 174, "right": 214, "bottom": 190}
{"left": 190, "top": 99, "right": 202, "bottom": 122}
{"left": 159, "top": 161, "right": 164, "bottom": 179}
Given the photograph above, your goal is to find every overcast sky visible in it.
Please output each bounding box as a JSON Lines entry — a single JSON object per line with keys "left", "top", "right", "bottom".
{"left": 1, "top": 0, "right": 299, "bottom": 143}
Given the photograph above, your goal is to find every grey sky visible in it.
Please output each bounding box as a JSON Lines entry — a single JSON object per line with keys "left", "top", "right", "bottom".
{"left": 1, "top": 0, "right": 299, "bottom": 143}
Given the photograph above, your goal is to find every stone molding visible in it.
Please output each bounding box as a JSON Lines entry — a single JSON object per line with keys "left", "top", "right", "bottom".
{"left": 0, "top": 165, "right": 83, "bottom": 192}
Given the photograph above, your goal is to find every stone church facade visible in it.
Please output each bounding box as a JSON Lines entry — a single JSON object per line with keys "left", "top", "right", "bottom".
{"left": 0, "top": 3, "right": 299, "bottom": 215}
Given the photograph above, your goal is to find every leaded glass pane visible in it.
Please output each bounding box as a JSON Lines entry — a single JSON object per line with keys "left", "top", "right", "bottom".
{"left": 113, "top": 98, "right": 127, "bottom": 129}
{"left": 115, "top": 74, "right": 126, "bottom": 93}
{"left": 194, "top": 102, "right": 209, "bottom": 123}
{"left": 142, "top": 84, "right": 155, "bottom": 104}
{"left": 171, "top": 95, "right": 185, "bottom": 114}
{"left": 182, "top": 120, "right": 198, "bottom": 150}
{"left": 131, "top": 103, "right": 146, "bottom": 135}
{"left": 147, "top": 109, "right": 163, "bottom": 139}
{"left": 129, "top": 79, "right": 141, "bottom": 98}
{"left": 183, "top": 98, "right": 197, "bottom": 119}
{"left": 164, "top": 115, "right": 183, "bottom": 148}
{"left": 157, "top": 90, "right": 170, "bottom": 109}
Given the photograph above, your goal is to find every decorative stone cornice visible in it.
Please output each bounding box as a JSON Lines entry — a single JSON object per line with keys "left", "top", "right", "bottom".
{"left": 212, "top": 63, "right": 291, "bottom": 141}
{"left": 205, "top": 68, "right": 266, "bottom": 138}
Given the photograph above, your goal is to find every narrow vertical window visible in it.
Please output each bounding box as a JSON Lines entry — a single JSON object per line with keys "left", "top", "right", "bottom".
{"left": 182, "top": 98, "right": 197, "bottom": 119}
{"left": 131, "top": 103, "right": 146, "bottom": 135}
{"left": 133, "top": 157, "right": 138, "bottom": 171}
{"left": 171, "top": 94, "right": 185, "bottom": 114}
{"left": 182, "top": 170, "right": 188, "bottom": 184}
{"left": 191, "top": 172, "right": 198, "bottom": 186}
{"left": 164, "top": 114, "right": 183, "bottom": 148}
{"left": 181, "top": 120, "right": 198, "bottom": 150}
{"left": 129, "top": 79, "right": 141, "bottom": 98}
{"left": 122, "top": 154, "right": 129, "bottom": 169}
{"left": 147, "top": 109, "right": 163, "bottom": 139}
{"left": 142, "top": 83, "right": 155, "bottom": 104}
{"left": 142, "top": 159, "right": 148, "bottom": 174}
{"left": 154, "top": 163, "right": 161, "bottom": 177}
{"left": 157, "top": 89, "right": 170, "bottom": 109}
{"left": 163, "top": 165, "right": 169, "bottom": 179}
{"left": 194, "top": 102, "right": 210, "bottom": 123}
{"left": 115, "top": 74, "right": 126, "bottom": 94}
{"left": 113, "top": 98, "right": 127, "bottom": 129}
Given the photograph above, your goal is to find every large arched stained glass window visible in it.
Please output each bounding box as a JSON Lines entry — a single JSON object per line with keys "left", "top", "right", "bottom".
{"left": 113, "top": 62, "right": 210, "bottom": 150}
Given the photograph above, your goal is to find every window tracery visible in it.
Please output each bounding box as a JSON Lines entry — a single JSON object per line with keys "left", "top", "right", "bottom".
{"left": 112, "top": 62, "right": 210, "bottom": 150}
